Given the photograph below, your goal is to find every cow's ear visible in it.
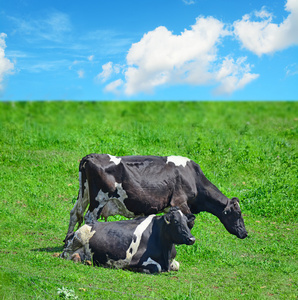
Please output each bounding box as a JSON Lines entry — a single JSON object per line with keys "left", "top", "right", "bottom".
{"left": 164, "top": 214, "right": 171, "bottom": 225}
{"left": 231, "top": 197, "right": 240, "bottom": 204}
{"left": 186, "top": 213, "right": 196, "bottom": 223}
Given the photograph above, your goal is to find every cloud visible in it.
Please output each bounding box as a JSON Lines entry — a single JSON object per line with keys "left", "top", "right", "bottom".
{"left": 233, "top": 0, "right": 298, "bottom": 55}
{"left": 214, "top": 57, "right": 259, "bottom": 95}
{"left": 122, "top": 16, "right": 229, "bottom": 95}
{"left": 88, "top": 55, "right": 94, "bottom": 61}
{"left": 96, "top": 61, "right": 121, "bottom": 83}
{"left": 0, "top": 33, "right": 14, "bottom": 90}
{"left": 183, "top": 0, "right": 195, "bottom": 5}
{"left": 103, "top": 16, "right": 259, "bottom": 96}
{"left": 285, "top": 63, "right": 298, "bottom": 77}
{"left": 9, "top": 11, "right": 71, "bottom": 43}
{"left": 92, "top": 1, "right": 297, "bottom": 97}
{"left": 77, "top": 70, "right": 84, "bottom": 78}
{"left": 104, "top": 79, "right": 123, "bottom": 94}
{"left": 96, "top": 62, "right": 113, "bottom": 82}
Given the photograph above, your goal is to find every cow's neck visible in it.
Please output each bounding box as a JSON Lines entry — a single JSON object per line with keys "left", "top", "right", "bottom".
{"left": 154, "top": 220, "right": 174, "bottom": 271}
{"left": 195, "top": 175, "right": 228, "bottom": 217}
{"left": 201, "top": 194, "right": 227, "bottom": 218}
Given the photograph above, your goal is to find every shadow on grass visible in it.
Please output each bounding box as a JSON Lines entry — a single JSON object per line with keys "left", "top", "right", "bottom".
{"left": 31, "top": 246, "right": 64, "bottom": 253}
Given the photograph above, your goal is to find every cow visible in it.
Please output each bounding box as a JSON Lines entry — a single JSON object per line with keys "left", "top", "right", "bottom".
{"left": 61, "top": 207, "right": 196, "bottom": 273}
{"left": 65, "top": 154, "right": 247, "bottom": 241}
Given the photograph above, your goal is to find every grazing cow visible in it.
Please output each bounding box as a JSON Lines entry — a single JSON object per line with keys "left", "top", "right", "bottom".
{"left": 61, "top": 207, "right": 196, "bottom": 273}
{"left": 65, "top": 154, "right": 247, "bottom": 241}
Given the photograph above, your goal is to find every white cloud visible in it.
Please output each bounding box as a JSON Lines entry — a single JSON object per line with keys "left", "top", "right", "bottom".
{"left": 103, "top": 2, "right": 298, "bottom": 96}
{"left": 69, "top": 60, "right": 79, "bottom": 70}
{"left": 233, "top": 0, "right": 298, "bottom": 55}
{"left": 122, "top": 16, "right": 229, "bottom": 95}
{"left": 77, "top": 70, "right": 84, "bottom": 78}
{"left": 104, "top": 79, "right": 123, "bottom": 94}
{"left": 96, "top": 61, "right": 122, "bottom": 83}
{"left": 9, "top": 11, "right": 71, "bottom": 43}
{"left": 214, "top": 57, "right": 259, "bottom": 95}
{"left": 183, "top": 0, "right": 195, "bottom": 5}
{"left": 103, "top": 16, "right": 259, "bottom": 96}
{"left": 88, "top": 55, "right": 94, "bottom": 61}
{"left": 96, "top": 62, "right": 113, "bottom": 82}
{"left": 0, "top": 33, "right": 14, "bottom": 90}
{"left": 285, "top": 63, "right": 298, "bottom": 77}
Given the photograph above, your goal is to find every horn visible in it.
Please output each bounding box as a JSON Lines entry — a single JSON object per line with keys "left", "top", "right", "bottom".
{"left": 164, "top": 215, "right": 170, "bottom": 224}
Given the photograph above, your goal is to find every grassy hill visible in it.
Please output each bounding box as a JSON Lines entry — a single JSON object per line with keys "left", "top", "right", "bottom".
{"left": 0, "top": 101, "right": 297, "bottom": 299}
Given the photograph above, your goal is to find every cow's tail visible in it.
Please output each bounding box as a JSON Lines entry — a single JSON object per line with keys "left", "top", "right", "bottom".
{"left": 65, "top": 161, "right": 90, "bottom": 241}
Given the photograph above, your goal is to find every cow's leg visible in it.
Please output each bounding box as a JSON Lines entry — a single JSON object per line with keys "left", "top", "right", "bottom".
{"left": 65, "top": 176, "right": 90, "bottom": 240}
{"left": 169, "top": 245, "right": 180, "bottom": 271}
{"left": 129, "top": 259, "right": 162, "bottom": 274}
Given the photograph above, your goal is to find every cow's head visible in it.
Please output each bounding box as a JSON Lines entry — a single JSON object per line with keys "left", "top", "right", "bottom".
{"left": 164, "top": 207, "right": 196, "bottom": 245}
{"left": 220, "top": 197, "right": 248, "bottom": 239}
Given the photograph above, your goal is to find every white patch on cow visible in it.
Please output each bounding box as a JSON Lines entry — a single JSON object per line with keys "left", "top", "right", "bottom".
{"left": 170, "top": 259, "right": 180, "bottom": 271}
{"left": 85, "top": 188, "right": 110, "bottom": 224}
{"left": 100, "top": 182, "right": 136, "bottom": 220}
{"left": 105, "top": 215, "right": 155, "bottom": 269}
{"left": 62, "top": 224, "right": 95, "bottom": 259}
{"left": 95, "top": 189, "right": 110, "bottom": 203}
{"left": 108, "top": 154, "right": 121, "bottom": 165}
{"left": 142, "top": 257, "right": 162, "bottom": 273}
{"left": 126, "top": 215, "right": 155, "bottom": 261}
{"left": 166, "top": 156, "right": 190, "bottom": 167}
{"left": 76, "top": 224, "right": 96, "bottom": 245}
{"left": 115, "top": 182, "right": 128, "bottom": 200}
{"left": 105, "top": 257, "right": 131, "bottom": 269}
{"left": 86, "top": 181, "right": 134, "bottom": 222}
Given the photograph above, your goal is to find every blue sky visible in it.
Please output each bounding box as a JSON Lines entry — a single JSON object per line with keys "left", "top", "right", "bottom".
{"left": 0, "top": 0, "right": 297, "bottom": 101}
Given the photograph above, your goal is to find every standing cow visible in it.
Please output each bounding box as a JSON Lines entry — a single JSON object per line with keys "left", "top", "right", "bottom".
{"left": 65, "top": 154, "right": 247, "bottom": 241}
{"left": 62, "top": 207, "right": 196, "bottom": 273}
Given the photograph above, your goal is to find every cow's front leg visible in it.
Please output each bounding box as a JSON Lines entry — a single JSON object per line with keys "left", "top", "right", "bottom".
{"left": 169, "top": 245, "right": 180, "bottom": 271}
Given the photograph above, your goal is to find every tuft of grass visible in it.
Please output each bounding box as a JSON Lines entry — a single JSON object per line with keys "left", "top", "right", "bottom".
{"left": 0, "top": 101, "right": 297, "bottom": 299}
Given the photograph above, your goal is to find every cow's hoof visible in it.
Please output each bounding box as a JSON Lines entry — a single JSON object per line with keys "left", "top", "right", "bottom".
{"left": 85, "top": 260, "right": 92, "bottom": 266}
{"left": 170, "top": 259, "right": 180, "bottom": 271}
{"left": 71, "top": 253, "right": 81, "bottom": 263}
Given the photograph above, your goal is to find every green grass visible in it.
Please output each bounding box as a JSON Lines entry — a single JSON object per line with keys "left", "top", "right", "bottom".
{"left": 0, "top": 101, "right": 297, "bottom": 299}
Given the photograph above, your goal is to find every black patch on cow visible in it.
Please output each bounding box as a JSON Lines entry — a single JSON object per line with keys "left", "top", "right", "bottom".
{"left": 108, "top": 190, "right": 120, "bottom": 199}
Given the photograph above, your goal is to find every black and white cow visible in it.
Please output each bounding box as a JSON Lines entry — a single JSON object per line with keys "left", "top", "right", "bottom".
{"left": 61, "top": 207, "right": 195, "bottom": 273}
{"left": 65, "top": 154, "right": 247, "bottom": 241}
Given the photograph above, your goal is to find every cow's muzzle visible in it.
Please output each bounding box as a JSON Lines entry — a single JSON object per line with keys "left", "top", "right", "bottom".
{"left": 187, "top": 236, "right": 196, "bottom": 245}
{"left": 238, "top": 230, "right": 248, "bottom": 239}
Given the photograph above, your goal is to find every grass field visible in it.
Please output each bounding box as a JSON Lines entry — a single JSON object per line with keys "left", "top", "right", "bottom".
{"left": 0, "top": 101, "right": 297, "bottom": 299}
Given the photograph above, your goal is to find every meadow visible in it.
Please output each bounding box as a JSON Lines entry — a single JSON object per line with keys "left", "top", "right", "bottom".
{"left": 0, "top": 101, "right": 297, "bottom": 299}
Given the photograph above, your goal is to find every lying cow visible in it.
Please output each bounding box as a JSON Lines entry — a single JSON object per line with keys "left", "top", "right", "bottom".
{"left": 65, "top": 154, "right": 247, "bottom": 241}
{"left": 61, "top": 207, "right": 196, "bottom": 273}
